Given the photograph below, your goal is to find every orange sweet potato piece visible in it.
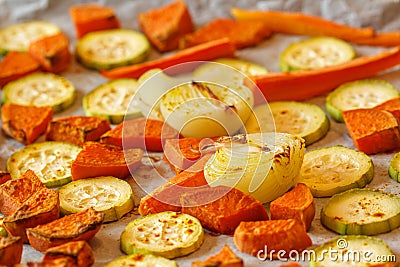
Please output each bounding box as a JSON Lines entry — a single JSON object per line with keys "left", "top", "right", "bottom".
{"left": 28, "top": 32, "right": 71, "bottom": 73}
{"left": 181, "top": 186, "right": 269, "bottom": 234}
{"left": 69, "top": 3, "right": 120, "bottom": 38}
{"left": 0, "top": 236, "right": 23, "bottom": 266}
{"left": 0, "top": 172, "right": 11, "bottom": 186}
{"left": 22, "top": 258, "right": 76, "bottom": 267}
{"left": 46, "top": 116, "right": 111, "bottom": 147}
{"left": 43, "top": 241, "right": 94, "bottom": 267}
{"left": 0, "top": 51, "right": 41, "bottom": 88}
{"left": 1, "top": 103, "right": 53, "bottom": 145}
{"left": 138, "top": 154, "right": 211, "bottom": 216}
{"left": 233, "top": 219, "right": 312, "bottom": 258}
{"left": 279, "top": 263, "right": 302, "bottom": 267}
{"left": 343, "top": 109, "right": 400, "bottom": 155}
{"left": 4, "top": 187, "right": 60, "bottom": 243}
{"left": 374, "top": 97, "right": 400, "bottom": 121}
{"left": 180, "top": 18, "right": 272, "bottom": 49}
{"left": 191, "top": 244, "right": 243, "bottom": 267}
{"left": 270, "top": 183, "right": 315, "bottom": 231}
{"left": 138, "top": 0, "right": 194, "bottom": 52}
{"left": 0, "top": 170, "right": 43, "bottom": 217}
{"left": 100, "top": 118, "right": 180, "bottom": 152}
{"left": 26, "top": 208, "right": 104, "bottom": 252}
{"left": 71, "top": 141, "right": 143, "bottom": 180}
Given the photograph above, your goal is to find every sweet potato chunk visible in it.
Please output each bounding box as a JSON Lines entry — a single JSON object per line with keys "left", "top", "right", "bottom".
{"left": 270, "top": 183, "right": 315, "bottom": 231}
{"left": 26, "top": 208, "right": 104, "bottom": 252}
{"left": 233, "top": 219, "right": 312, "bottom": 258}
{"left": 343, "top": 109, "right": 400, "bottom": 154}
{"left": 4, "top": 187, "right": 60, "bottom": 243}
{"left": 20, "top": 258, "right": 76, "bottom": 267}
{"left": 46, "top": 116, "right": 111, "bottom": 146}
{"left": 181, "top": 186, "right": 268, "bottom": 234}
{"left": 180, "top": 18, "right": 272, "bottom": 49}
{"left": 191, "top": 244, "right": 243, "bottom": 267}
{"left": 69, "top": 3, "right": 120, "bottom": 38}
{"left": 71, "top": 141, "right": 143, "bottom": 180}
{"left": 374, "top": 97, "right": 400, "bottom": 121}
{"left": 0, "top": 236, "right": 23, "bottom": 266}
{"left": 1, "top": 103, "right": 53, "bottom": 145}
{"left": 43, "top": 241, "right": 94, "bottom": 267}
{"left": 138, "top": 0, "right": 194, "bottom": 52}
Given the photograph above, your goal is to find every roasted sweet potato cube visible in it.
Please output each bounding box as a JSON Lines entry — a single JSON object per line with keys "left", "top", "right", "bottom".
{"left": 0, "top": 170, "right": 43, "bottom": 217}
{"left": 270, "top": 183, "right": 315, "bottom": 231}
{"left": 18, "top": 257, "right": 76, "bottom": 267}
{"left": 46, "top": 116, "right": 111, "bottom": 146}
{"left": 26, "top": 208, "right": 104, "bottom": 252}
{"left": 192, "top": 244, "right": 243, "bottom": 267}
{"left": 0, "top": 172, "right": 11, "bottom": 186}
{"left": 181, "top": 186, "right": 269, "bottom": 234}
{"left": 43, "top": 241, "right": 94, "bottom": 267}
{"left": 0, "top": 236, "right": 23, "bottom": 266}
{"left": 1, "top": 103, "right": 53, "bottom": 145}
{"left": 4, "top": 187, "right": 60, "bottom": 243}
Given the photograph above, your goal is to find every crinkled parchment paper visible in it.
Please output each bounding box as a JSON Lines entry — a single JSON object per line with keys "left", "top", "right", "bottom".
{"left": 1, "top": 0, "right": 400, "bottom": 266}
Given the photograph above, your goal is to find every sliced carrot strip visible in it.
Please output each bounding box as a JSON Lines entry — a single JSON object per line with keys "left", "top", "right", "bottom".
{"left": 248, "top": 46, "right": 400, "bottom": 101}
{"left": 352, "top": 31, "right": 400, "bottom": 47}
{"left": 100, "top": 38, "right": 236, "bottom": 79}
{"left": 231, "top": 8, "right": 374, "bottom": 42}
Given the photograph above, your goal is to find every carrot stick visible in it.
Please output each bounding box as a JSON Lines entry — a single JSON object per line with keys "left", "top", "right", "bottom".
{"left": 100, "top": 38, "right": 236, "bottom": 79}
{"left": 231, "top": 8, "right": 374, "bottom": 42}
{"left": 248, "top": 46, "right": 400, "bottom": 101}
{"left": 352, "top": 31, "right": 400, "bottom": 47}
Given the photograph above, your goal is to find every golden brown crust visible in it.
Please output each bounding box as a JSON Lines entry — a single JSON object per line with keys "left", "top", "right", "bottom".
{"left": 0, "top": 236, "right": 23, "bottom": 266}
{"left": 43, "top": 241, "right": 94, "bottom": 267}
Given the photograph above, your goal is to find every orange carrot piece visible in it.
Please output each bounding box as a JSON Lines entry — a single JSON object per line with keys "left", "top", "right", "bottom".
{"left": 46, "top": 116, "right": 111, "bottom": 147}
{"left": 1, "top": 103, "right": 53, "bottom": 145}
{"left": 71, "top": 142, "right": 143, "bottom": 180}
{"left": 248, "top": 46, "right": 400, "bottom": 101}
{"left": 100, "top": 38, "right": 236, "bottom": 79}
{"left": 138, "top": 154, "right": 211, "bottom": 216}
{"left": 374, "top": 97, "right": 400, "bottom": 121}
{"left": 69, "top": 3, "right": 120, "bottom": 38}
{"left": 28, "top": 32, "right": 71, "bottom": 73}
{"left": 179, "top": 18, "right": 272, "bottom": 49}
{"left": 100, "top": 118, "right": 180, "bottom": 152}
{"left": 233, "top": 219, "right": 312, "bottom": 258}
{"left": 0, "top": 51, "right": 41, "bottom": 88}
{"left": 342, "top": 109, "right": 400, "bottom": 155}
{"left": 192, "top": 244, "right": 244, "bottom": 267}
{"left": 231, "top": 8, "right": 374, "bottom": 42}
{"left": 270, "top": 183, "right": 315, "bottom": 231}
{"left": 138, "top": 0, "right": 194, "bottom": 52}
{"left": 352, "top": 31, "right": 400, "bottom": 47}
{"left": 181, "top": 186, "right": 269, "bottom": 234}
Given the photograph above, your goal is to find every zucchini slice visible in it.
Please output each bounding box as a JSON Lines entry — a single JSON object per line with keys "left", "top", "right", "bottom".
{"left": 326, "top": 79, "right": 399, "bottom": 122}
{"left": 298, "top": 146, "right": 373, "bottom": 197}
{"left": 6, "top": 141, "right": 81, "bottom": 188}
{"left": 76, "top": 29, "right": 150, "bottom": 70}
{"left": 0, "top": 21, "right": 60, "bottom": 54}
{"left": 105, "top": 254, "right": 178, "bottom": 267}
{"left": 389, "top": 151, "right": 400, "bottom": 183}
{"left": 279, "top": 36, "right": 355, "bottom": 71}
{"left": 321, "top": 188, "right": 400, "bottom": 235}
{"left": 120, "top": 211, "right": 204, "bottom": 259}
{"left": 211, "top": 58, "right": 268, "bottom": 76}
{"left": 83, "top": 78, "right": 142, "bottom": 124}
{"left": 268, "top": 101, "right": 330, "bottom": 145}
{"left": 2, "top": 72, "right": 76, "bottom": 113}
{"left": 310, "top": 235, "right": 395, "bottom": 267}
{"left": 59, "top": 176, "right": 134, "bottom": 222}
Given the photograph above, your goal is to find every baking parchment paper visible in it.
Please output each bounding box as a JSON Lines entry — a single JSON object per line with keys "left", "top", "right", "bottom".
{"left": 1, "top": 0, "right": 400, "bottom": 266}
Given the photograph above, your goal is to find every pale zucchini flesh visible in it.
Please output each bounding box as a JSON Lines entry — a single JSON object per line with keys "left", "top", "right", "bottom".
{"left": 59, "top": 176, "right": 134, "bottom": 222}
{"left": 6, "top": 141, "right": 81, "bottom": 187}
{"left": 83, "top": 78, "right": 142, "bottom": 124}
{"left": 389, "top": 152, "right": 400, "bottom": 183}
{"left": 325, "top": 79, "right": 399, "bottom": 122}
{"left": 310, "top": 235, "right": 395, "bottom": 267}
{"left": 105, "top": 254, "right": 178, "bottom": 267}
{"left": 298, "top": 146, "right": 374, "bottom": 197}
{"left": 0, "top": 21, "right": 60, "bottom": 54}
{"left": 321, "top": 188, "right": 400, "bottom": 235}
{"left": 279, "top": 36, "right": 355, "bottom": 71}
{"left": 120, "top": 211, "right": 204, "bottom": 259}
{"left": 211, "top": 58, "right": 268, "bottom": 76}
{"left": 2, "top": 72, "right": 76, "bottom": 113}
{"left": 76, "top": 29, "right": 150, "bottom": 70}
